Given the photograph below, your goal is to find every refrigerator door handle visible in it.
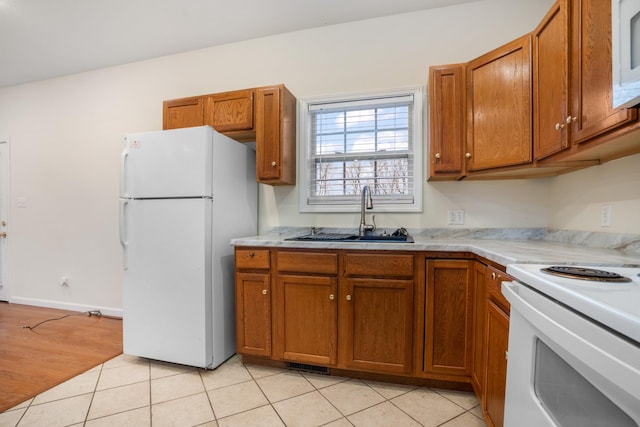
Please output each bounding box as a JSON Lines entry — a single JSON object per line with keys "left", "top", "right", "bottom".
{"left": 119, "top": 199, "right": 129, "bottom": 270}
{"left": 120, "top": 149, "right": 129, "bottom": 197}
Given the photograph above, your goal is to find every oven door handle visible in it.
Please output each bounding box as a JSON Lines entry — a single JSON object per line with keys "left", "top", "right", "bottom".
{"left": 502, "top": 281, "right": 640, "bottom": 402}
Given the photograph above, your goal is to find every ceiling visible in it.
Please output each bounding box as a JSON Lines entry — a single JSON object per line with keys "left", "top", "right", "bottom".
{"left": 0, "top": 0, "right": 477, "bottom": 88}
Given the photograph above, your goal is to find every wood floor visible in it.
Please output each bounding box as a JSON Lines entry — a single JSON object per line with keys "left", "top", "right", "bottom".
{"left": 0, "top": 302, "right": 122, "bottom": 412}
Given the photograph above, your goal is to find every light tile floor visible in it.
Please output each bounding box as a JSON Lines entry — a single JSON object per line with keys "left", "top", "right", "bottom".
{"left": 0, "top": 354, "right": 487, "bottom": 427}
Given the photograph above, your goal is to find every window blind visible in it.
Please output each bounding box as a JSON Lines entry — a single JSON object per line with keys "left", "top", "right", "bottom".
{"left": 307, "top": 94, "right": 415, "bottom": 206}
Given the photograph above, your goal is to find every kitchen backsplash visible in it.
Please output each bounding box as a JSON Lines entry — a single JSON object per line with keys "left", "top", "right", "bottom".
{"left": 543, "top": 229, "right": 640, "bottom": 255}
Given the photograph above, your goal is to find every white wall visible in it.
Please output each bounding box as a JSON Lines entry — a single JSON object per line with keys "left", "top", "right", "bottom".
{"left": 548, "top": 153, "right": 640, "bottom": 234}
{"left": 2, "top": 0, "right": 636, "bottom": 314}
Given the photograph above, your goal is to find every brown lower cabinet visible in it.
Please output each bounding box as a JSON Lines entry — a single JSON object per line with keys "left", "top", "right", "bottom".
{"left": 484, "top": 300, "right": 509, "bottom": 427}
{"left": 234, "top": 249, "right": 272, "bottom": 357}
{"left": 275, "top": 273, "right": 338, "bottom": 365}
{"left": 234, "top": 247, "right": 510, "bottom": 425}
{"left": 423, "top": 259, "right": 474, "bottom": 380}
{"left": 340, "top": 276, "right": 414, "bottom": 374}
{"left": 479, "top": 265, "right": 512, "bottom": 427}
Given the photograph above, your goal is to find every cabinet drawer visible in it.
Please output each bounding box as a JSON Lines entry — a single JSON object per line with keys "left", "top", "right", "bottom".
{"left": 344, "top": 253, "right": 414, "bottom": 277}
{"left": 235, "top": 249, "right": 270, "bottom": 270}
{"left": 277, "top": 251, "right": 338, "bottom": 275}
{"left": 486, "top": 266, "right": 511, "bottom": 312}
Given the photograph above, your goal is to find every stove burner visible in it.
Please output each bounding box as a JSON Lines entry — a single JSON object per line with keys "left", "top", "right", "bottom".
{"left": 541, "top": 266, "right": 632, "bottom": 283}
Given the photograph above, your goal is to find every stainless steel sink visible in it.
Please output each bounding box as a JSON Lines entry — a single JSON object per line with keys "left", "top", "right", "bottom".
{"left": 286, "top": 232, "right": 413, "bottom": 243}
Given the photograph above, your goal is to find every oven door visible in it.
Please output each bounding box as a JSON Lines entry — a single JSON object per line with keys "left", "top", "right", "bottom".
{"left": 502, "top": 281, "right": 640, "bottom": 427}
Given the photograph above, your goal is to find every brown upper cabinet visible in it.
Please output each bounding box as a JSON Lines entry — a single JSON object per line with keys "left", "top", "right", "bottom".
{"left": 532, "top": 0, "right": 571, "bottom": 160}
{"left": 428, "top": 0, "right": 640, "bottom": 181}
{"left": 570, "top": 0, "right": 637, "bottom": 145}
{"left": 466, "top": 35, "right": 533, "bottom": 173}
{"left": 255, "top": 86, "right": 296, "bottom": 186}
{"left": 534, "top": 0, "right": 638, "bottom": 163}
{"left": 428, "top": 64, "right": 466, "bottom": 180}
{"left": 163, "top": 84, "right": 297, "bottom": 186}
{"left": 205, "top": 89, "right": 254, "bottom": 140}
{"left": 163, "top": 96, "right": 205, "bottom": 130}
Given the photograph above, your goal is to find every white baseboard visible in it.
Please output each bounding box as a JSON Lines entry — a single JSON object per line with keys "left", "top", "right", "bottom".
{"left": 9, "top": 296, "right": 123, "bottom": 318}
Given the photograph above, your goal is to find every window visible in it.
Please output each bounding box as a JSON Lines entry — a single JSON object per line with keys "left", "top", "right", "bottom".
{"left": 299, "top": 87, "right": 423, "bottom": 213}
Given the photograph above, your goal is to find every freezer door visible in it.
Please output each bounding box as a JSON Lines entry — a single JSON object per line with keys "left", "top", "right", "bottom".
{"left": 121, "top": 126, "right": 214, "bottom": 198}
{"left": 122, "top": 198, "right": 213, "bottom": 368}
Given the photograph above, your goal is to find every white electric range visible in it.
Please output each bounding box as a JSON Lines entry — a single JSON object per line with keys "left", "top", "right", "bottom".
{"left": 502, "top": 263, "right": 640, "bottom": 427}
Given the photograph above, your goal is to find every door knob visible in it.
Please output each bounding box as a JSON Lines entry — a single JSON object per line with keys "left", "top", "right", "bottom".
{"left": 346, "top": 295, "right": 352, "bottom": 301}
{"left": 435, "top": 153, "right": 441, "bottom": 159}
{"left": 271, "top": 161, "right": 277, "bottom": 167}
{"left": 465, "top": 153, "right": 472, "bottom": 158}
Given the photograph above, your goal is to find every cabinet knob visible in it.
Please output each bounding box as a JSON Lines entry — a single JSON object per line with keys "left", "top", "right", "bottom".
{"left": 491, "top": 272, "right": 496, "bottom": 280}
{"left": 555, "top": 122, "right": 565, "bottom": 130}
{"left": 566, "top": 116, "right": 576, "bottom": 124}
{"left": 249, "top": 252, "right": 255, "bottom": 258}
{"left": 329, "top": 294, "right": 335, "bottom": 300}
{"left": 435, "top": 152, "right": 441, "bottom": 159}
{"left": 262, "top": 289, "right": 268, "bottom": 295}
{"left": 465, "top": 153, "right": 472, "bottom": 159}
{"left": 271, "top": 161, "right": 277, "bottom": 167}
{"left": 346, "top": 295, "right": 352, "bottom": 301}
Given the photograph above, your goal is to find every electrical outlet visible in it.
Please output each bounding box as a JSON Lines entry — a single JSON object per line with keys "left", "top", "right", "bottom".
{"left": 447, "top": 209, "right": 465, "bottom": 225}
{"left": 601, "top": 205, "right": 612, "bottom": 227}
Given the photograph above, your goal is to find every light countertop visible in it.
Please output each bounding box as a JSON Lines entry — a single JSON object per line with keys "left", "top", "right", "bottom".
{"left": 231, "top": 228, "right": 640, "bottom": 268}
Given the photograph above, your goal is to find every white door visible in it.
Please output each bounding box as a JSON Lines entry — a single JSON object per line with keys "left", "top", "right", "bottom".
{"left": 0, "top": 140, "right": 9, "bottom": 301}
{"left": 120, "top": 197, "right": 213, "bottom": 368}
{"left": 121, "top": 126, "right": 213, "bottom": 199}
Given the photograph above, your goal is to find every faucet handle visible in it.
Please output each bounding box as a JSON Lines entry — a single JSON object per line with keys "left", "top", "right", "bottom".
{"left": 371, "top": 215, "right": 376, "bottom": 232}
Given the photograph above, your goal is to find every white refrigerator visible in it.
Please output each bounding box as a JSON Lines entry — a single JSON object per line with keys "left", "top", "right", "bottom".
{"left": 119, "top": 126, "right": 256, "bottom": 369}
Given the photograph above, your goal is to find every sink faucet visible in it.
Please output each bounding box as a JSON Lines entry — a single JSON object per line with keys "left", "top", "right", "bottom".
{"left": 359, "top": 186, "right": 376, "bottom": 236}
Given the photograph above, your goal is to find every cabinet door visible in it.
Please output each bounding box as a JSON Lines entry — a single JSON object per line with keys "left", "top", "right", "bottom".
{"left": 533, "top": 0, "right": 570, "bottom": 159}
{"left": 424, "top": 260, "right": 473, "bottom": 378}
{"left": 275, "top": 274, "right": 338, "bottom": 365}
{"left": 235, "top": 272, "right": 271, "bottom": 357}
{"left": 255, "top": 85, "right": 296, "bottom": 185}
{"left": 466, "top": 35, "right": 532, "bottom": 171}
{"left": 484, "top": 300, "right": 509, "bottom": 427}
{"left": 429, "top": 64, "right": 466, "bottom": 180}
{"left": 340, "top": 278, "right": 414, "bottom": 374}
{"left": 471, "top": 262, "right": 487, "bottom": 397}
{"left": 204, "top": 89, "right": 254, "bottom": 133}
{"left": 570, "top": 0, "right": 637, "bottom": 144}
{"left": 162, "top": 96, "right": 204, "bottom": 130}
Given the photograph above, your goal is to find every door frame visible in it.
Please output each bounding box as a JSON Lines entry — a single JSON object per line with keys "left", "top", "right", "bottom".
{"left": 0, "top": 138, "right": 10, "bottom": 301}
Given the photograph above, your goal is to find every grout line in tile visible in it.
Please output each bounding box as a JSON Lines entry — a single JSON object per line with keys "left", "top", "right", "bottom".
{"left": 385, "top": 398, "right": 427, "bottom": 426}
{"left": 82, "top": 362, "right": 104, "bottom": 424}
{"left": 250, "top": 369, "right": 300, "bottom": 425}
{"left": 319, "top": 416, "right": 354, "bottom": 427}
{"left": 12, "top": 400, "right": 30, "bottom": 427}
{"left": 431, "top": 387, "right": 480, "bottom": 411}
{"left": 199, "top": 368, "right": 218, "bottom": 422}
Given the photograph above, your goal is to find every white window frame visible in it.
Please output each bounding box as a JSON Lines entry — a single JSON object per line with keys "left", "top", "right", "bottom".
{"left": 298, "top": 86, "right": 423, "bottom": 213}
